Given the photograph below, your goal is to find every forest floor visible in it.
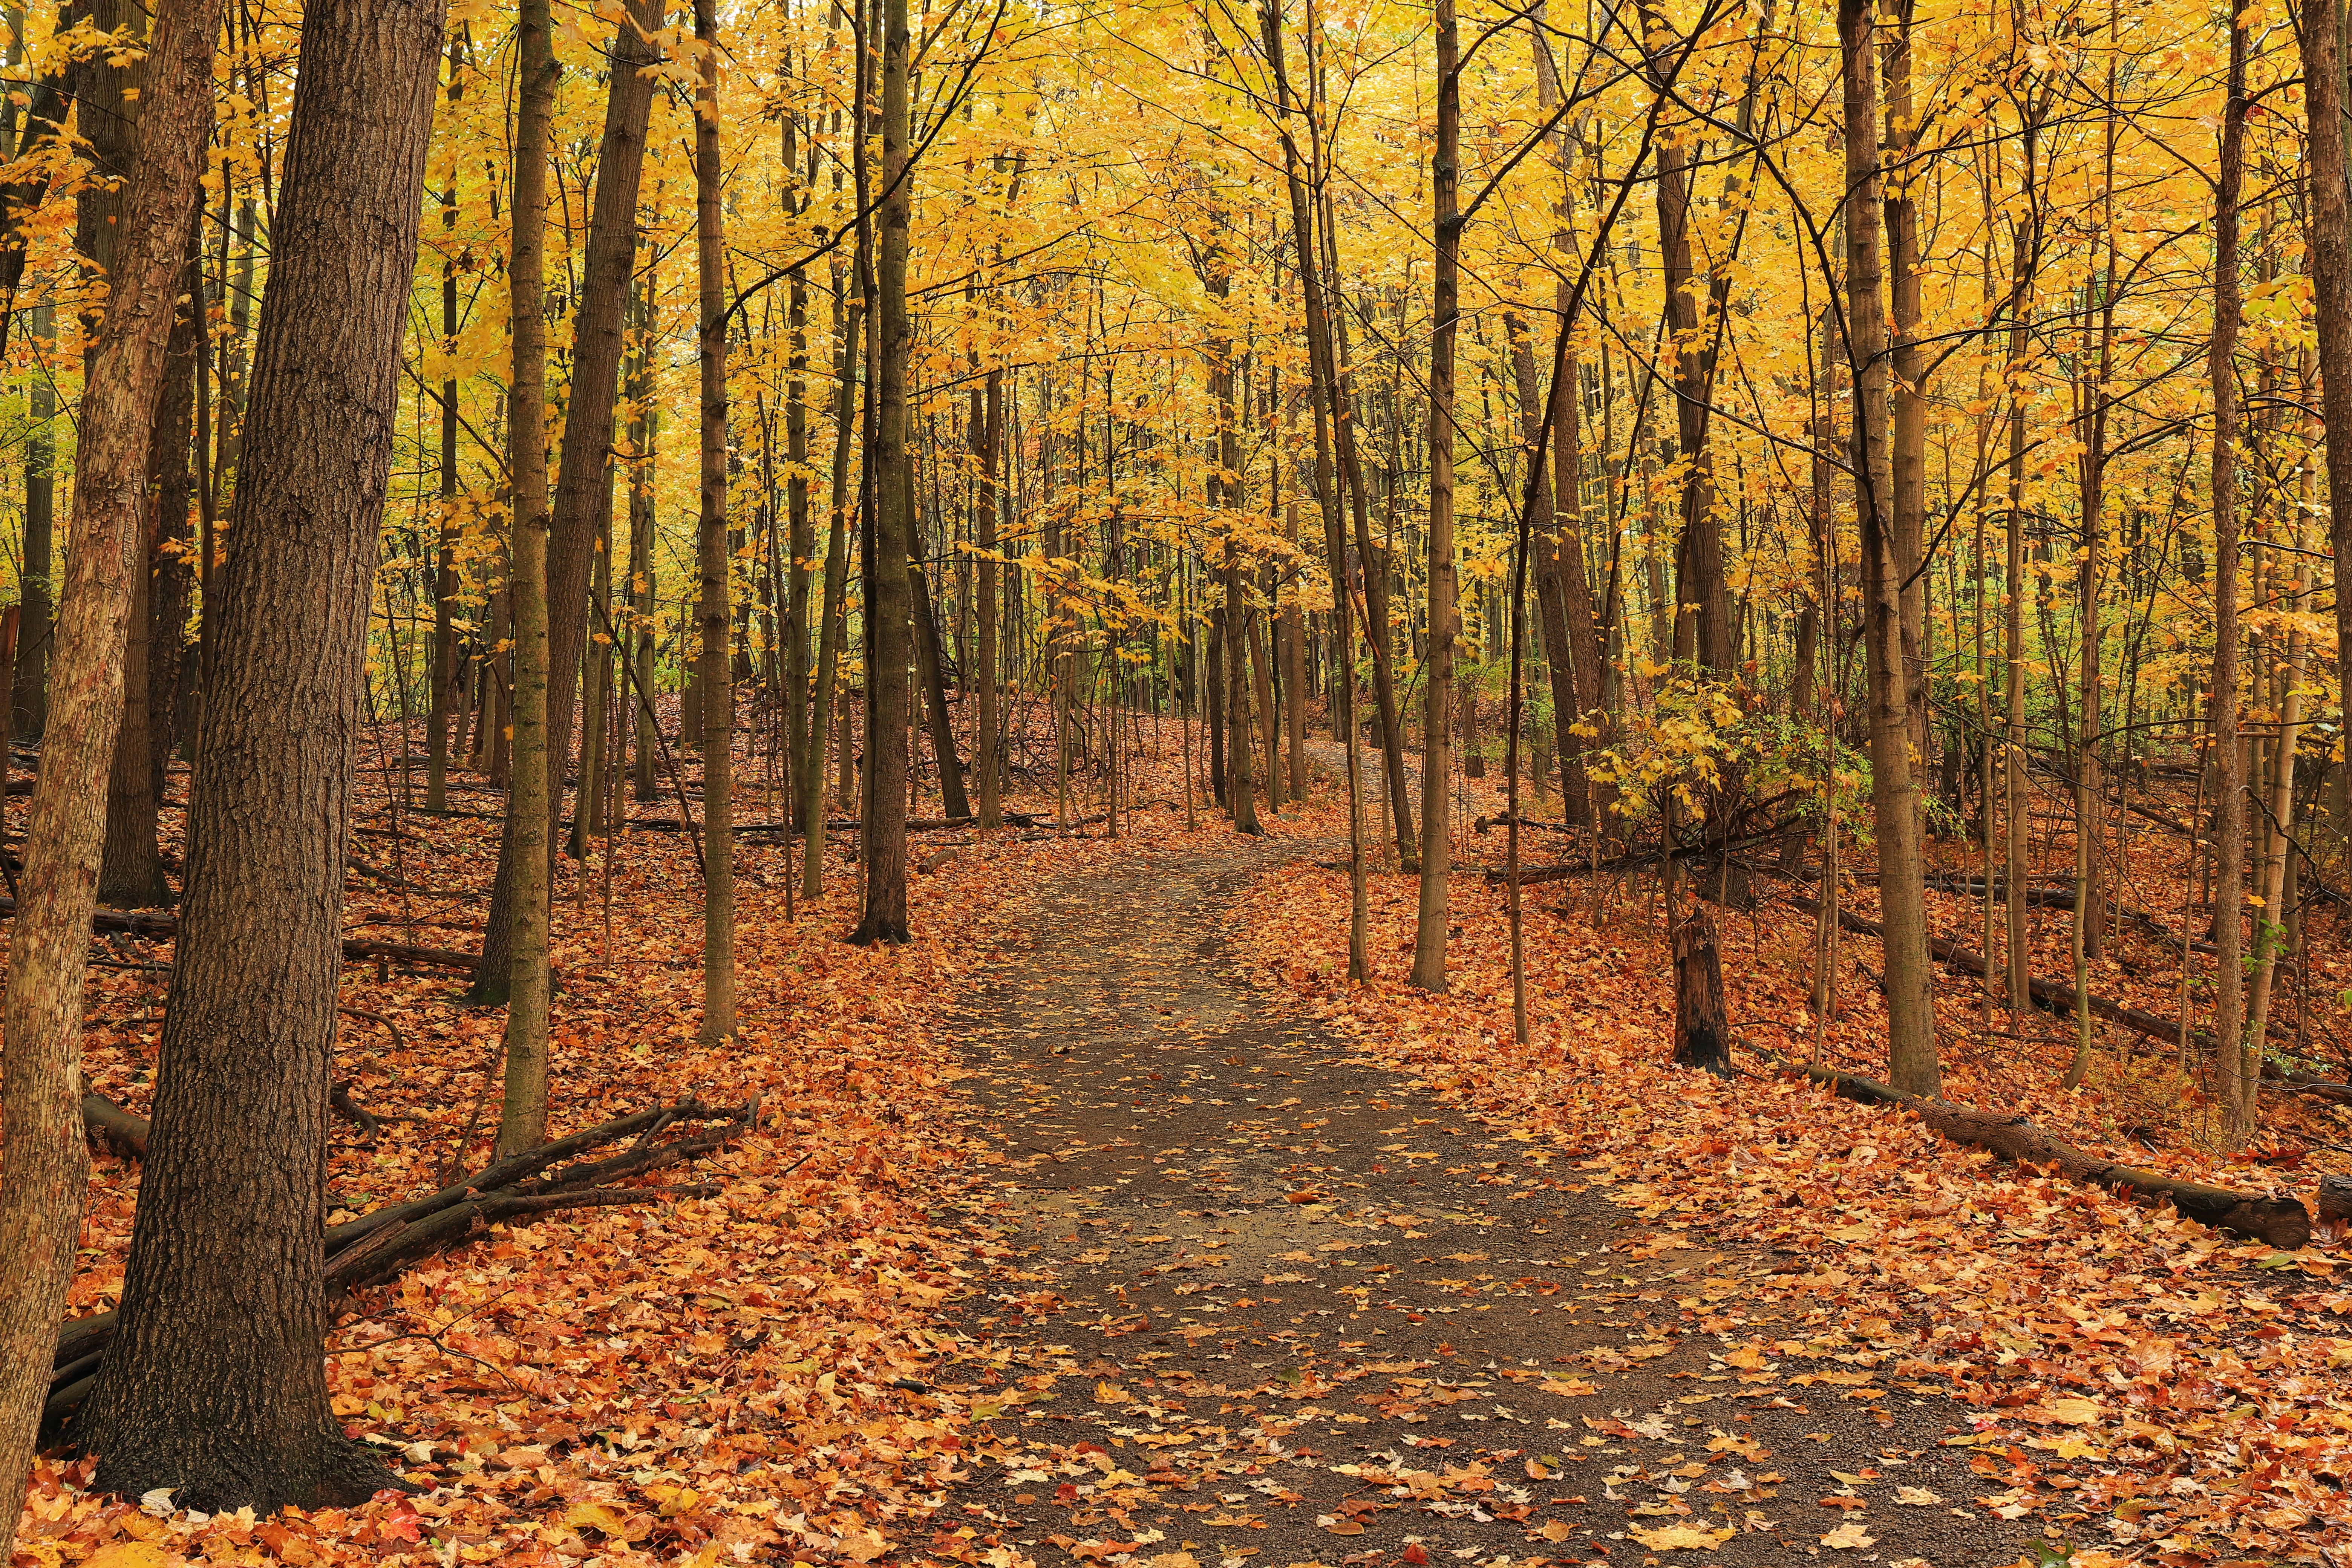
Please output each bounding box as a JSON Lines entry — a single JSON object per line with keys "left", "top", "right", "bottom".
{"left": 11, "top": 720, "right": 2352, "bottom": 1568}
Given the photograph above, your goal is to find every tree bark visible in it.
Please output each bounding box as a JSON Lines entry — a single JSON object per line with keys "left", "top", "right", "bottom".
{"left": 1411, "top": 0, "right": 1461, "bottom": 991}
{"left": 804, "top": 282, "right": 860, "bottom": 894}
{"left": 70, "top": 0, "right": 440, "bottom": 1513}
{"left": 2211, "top": 2, "right": 2252, "bottom": 1142}
{"left": 695, "top": 0, "right": 739, "bottom": 1023}
{"left": 853, "top": 0, "right": 913, "bottom": 943}
{"left": 1838, "top": 0, "right": 1938, "bottom": 1095}
{"left": 426, "top": 37, "right": 464, "bottom": 813}
{"left": 2294, "top": 0, "right": 2352, "bottom": 800}
{"left": 495, "top": 0, "right": 559, "bottom": 1141}
{"left": 912, "top": 559, "right": 969, "bottom": 818}
{"left": 1671, "top": 903, "right": 1733, "bottom": 1077}
{"left": 975, "top": 365, "right": 1003, "bottom": 828}
{"left": 0, "top": 0, "right": 220, "bottom": 1553}
{"left": 474, "top": 0, "right": 660, "bottom": 994}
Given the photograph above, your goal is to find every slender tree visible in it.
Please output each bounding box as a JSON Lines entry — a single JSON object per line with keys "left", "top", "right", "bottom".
{"left": 1410, "top": 0, "right": 1461, "bottom": 991}
{"left": 852, "top": 0, "right": 914, "bottom": 943}
{"left": 696, "top": 0, "right": 739, "bottom": 1024}
{"left": 495, "top": 0, "right": 559, "bottom": 1149}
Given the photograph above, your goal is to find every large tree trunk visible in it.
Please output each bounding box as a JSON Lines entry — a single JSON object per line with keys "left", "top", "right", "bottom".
{"left": 1839, "top": 0, "right": 1938, "bottom": 1095}
{"left": 694, "top": 0, "right": 739, "bottom": 1023}
{"left": 0, "top": 0, "right": 220, "bottom": 1553}
{"left": 852, "top": 0, "right": 912, "bottom": 944}
{"left": 67, "top": 0, "right": 439, "bottom": 1515}
{"left": 1410, "top": 0, "right": 1460, "bottom": 991}
{"left": 494, "top": 0, "right": 558, "bottom": 1144}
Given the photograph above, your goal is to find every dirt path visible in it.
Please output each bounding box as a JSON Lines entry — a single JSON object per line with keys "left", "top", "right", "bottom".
{"left": 934, "top": 842, "right": 2038, "bottom": 1568}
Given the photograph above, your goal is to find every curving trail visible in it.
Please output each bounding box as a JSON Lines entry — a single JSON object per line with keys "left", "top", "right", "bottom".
{"left": 932, "top": 841, "right": 2032, "bottom": 1568}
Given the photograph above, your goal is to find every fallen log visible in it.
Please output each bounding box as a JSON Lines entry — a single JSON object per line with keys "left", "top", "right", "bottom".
{"left": 1789, "top": 896, "right": 2352, "bottom": 1098}
{"left": 1487, "top": 824, "right": 1796, "bottom": 885}
{"left": 1753, "top": 1049, "right": 2311, "bottom": 1249}
{"left": 1920, "top": 876, "right": 2213, "bottom": 952}
{"left": 44, "top": 1098, "right": 753, "bottom": 1426}
{"left": 0, "top": 897, "right": 482, "bottom": 971}
{"left": 81, "top": 1094, "right": 147, "bottom": 1159}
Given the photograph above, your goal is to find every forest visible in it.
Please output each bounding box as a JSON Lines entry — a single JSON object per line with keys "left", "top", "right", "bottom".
{"left": 3, "top": 0, "right": 2352, "bottom": 1562}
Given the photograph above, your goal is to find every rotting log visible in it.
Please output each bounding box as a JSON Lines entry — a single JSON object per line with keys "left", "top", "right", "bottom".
{"left": 80, "top": 1094, "right": 148, "bottom": 1159}
{"left": 1792, "top": 895, "right": 2352, "bottom": 1098}
{"left": 0, "top": 896, "right": 481, "bottom": 971}
{"left": 1752, "top": 1047, "right": 2310, "bottom": 1249}
{"left": 1487, "top": 824, "right": 1797, "bottom": 885}
{"left": 43, "top": 1097, "right": 754, "bottom": 1430}
{"left": 2321, "top": 1176, "right": 2352, "bottom": 1225}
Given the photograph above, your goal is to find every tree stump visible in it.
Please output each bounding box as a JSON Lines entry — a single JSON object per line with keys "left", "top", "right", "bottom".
{"left": 1672, "top": 903, "right": 1734, "bottom": 1078}
{"left": 2321, "top": 1174, "right": 2352, "bottom": 1225}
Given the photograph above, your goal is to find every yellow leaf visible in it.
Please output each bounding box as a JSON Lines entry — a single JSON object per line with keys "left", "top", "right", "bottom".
{"left": 1627, "top": 1523, "right": 1734, "bottom": 1551}
{"left": 2042, "top": 1396, "right": 2101, "bottom": 1425}
{"left": 563, "top": 1502, "right": 634, "bottom": 1537}
{"left": 1537, "top": 1519, "right": 1576, "bottom": 1542}
{"left": 1821, "top": 1522, "right": 1876, "bottom": 1550}
{"left": 83, "top": 1548, "right": 167, "bottom": 1568}
{"left": 1096, "top": 1381, "right": 1131, "bottom": 1403}
{"left": 840, "top": 1526, "right": 888, "bottom": 1563}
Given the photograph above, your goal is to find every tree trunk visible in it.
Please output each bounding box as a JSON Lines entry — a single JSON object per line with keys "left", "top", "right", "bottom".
{"left": 495, "top": 0, "right": 559, "bottom": 1142}
{"left": 1282, "top": 502, "right": 1306, "bottom": 801}
{"left": 426, "top": 37, "right": 464, "bottom": 813}
{"left": 475, "top": 0, "right": 660, "bottom": 999}
{"left": 2211, "top": 3, "right": 2252, "bottom": 1142}
{"left": 1411, "top": 0, "right": 1460, "bottom": 991}
{"left": 2295, "top": 0, "right": 2352, "bottom": 781}
{"left": 11, "top": 302, "right": 52, "bottom": 740}
{"left": 1839, "top": 0, "right": 1938, "bottom": 1095}
{"left": 852, "top": 0, "right": 912, "bottom": 943}
{"left": 2002, "top": 116, "right": 2038, "bottom": 1017}
{"left": 1671, "top": 903, "right": 1733, "bottom": 1077}
{"left": 912, "top": 559, "right": 969, "bottom": 818}
{"left": 1882, "top": 0, "right": 1929, "bottom": 754}
{"left": 630, "top": 270, "right": 661, "bottom": 805}
{"left": 694, "top": 0, "right": 738, "bottom": 1018}
{"left": 804, "top": 282, "right": 859, "bottom": 893}
{"left": 0, "top": 0, "right": 219, "bottom": 1552}
{"left": 69, "top": 0, "right": 438, "bottom": 1513}
{"left": 975, "top": 365, "right": 1003, "bottom": 828}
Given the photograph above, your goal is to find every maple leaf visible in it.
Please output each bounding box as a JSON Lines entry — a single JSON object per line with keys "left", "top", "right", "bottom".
{"left": 1820, "top": 1521, "right": 1876, "bottom": 1549}
{"left": 1626, "top": 1522, "right": 1734, "bottom": 1550}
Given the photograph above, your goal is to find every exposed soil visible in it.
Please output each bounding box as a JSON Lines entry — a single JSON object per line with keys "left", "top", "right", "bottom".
{"left": 933, "top": 841, "right": 2045, "bottom": 1568}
